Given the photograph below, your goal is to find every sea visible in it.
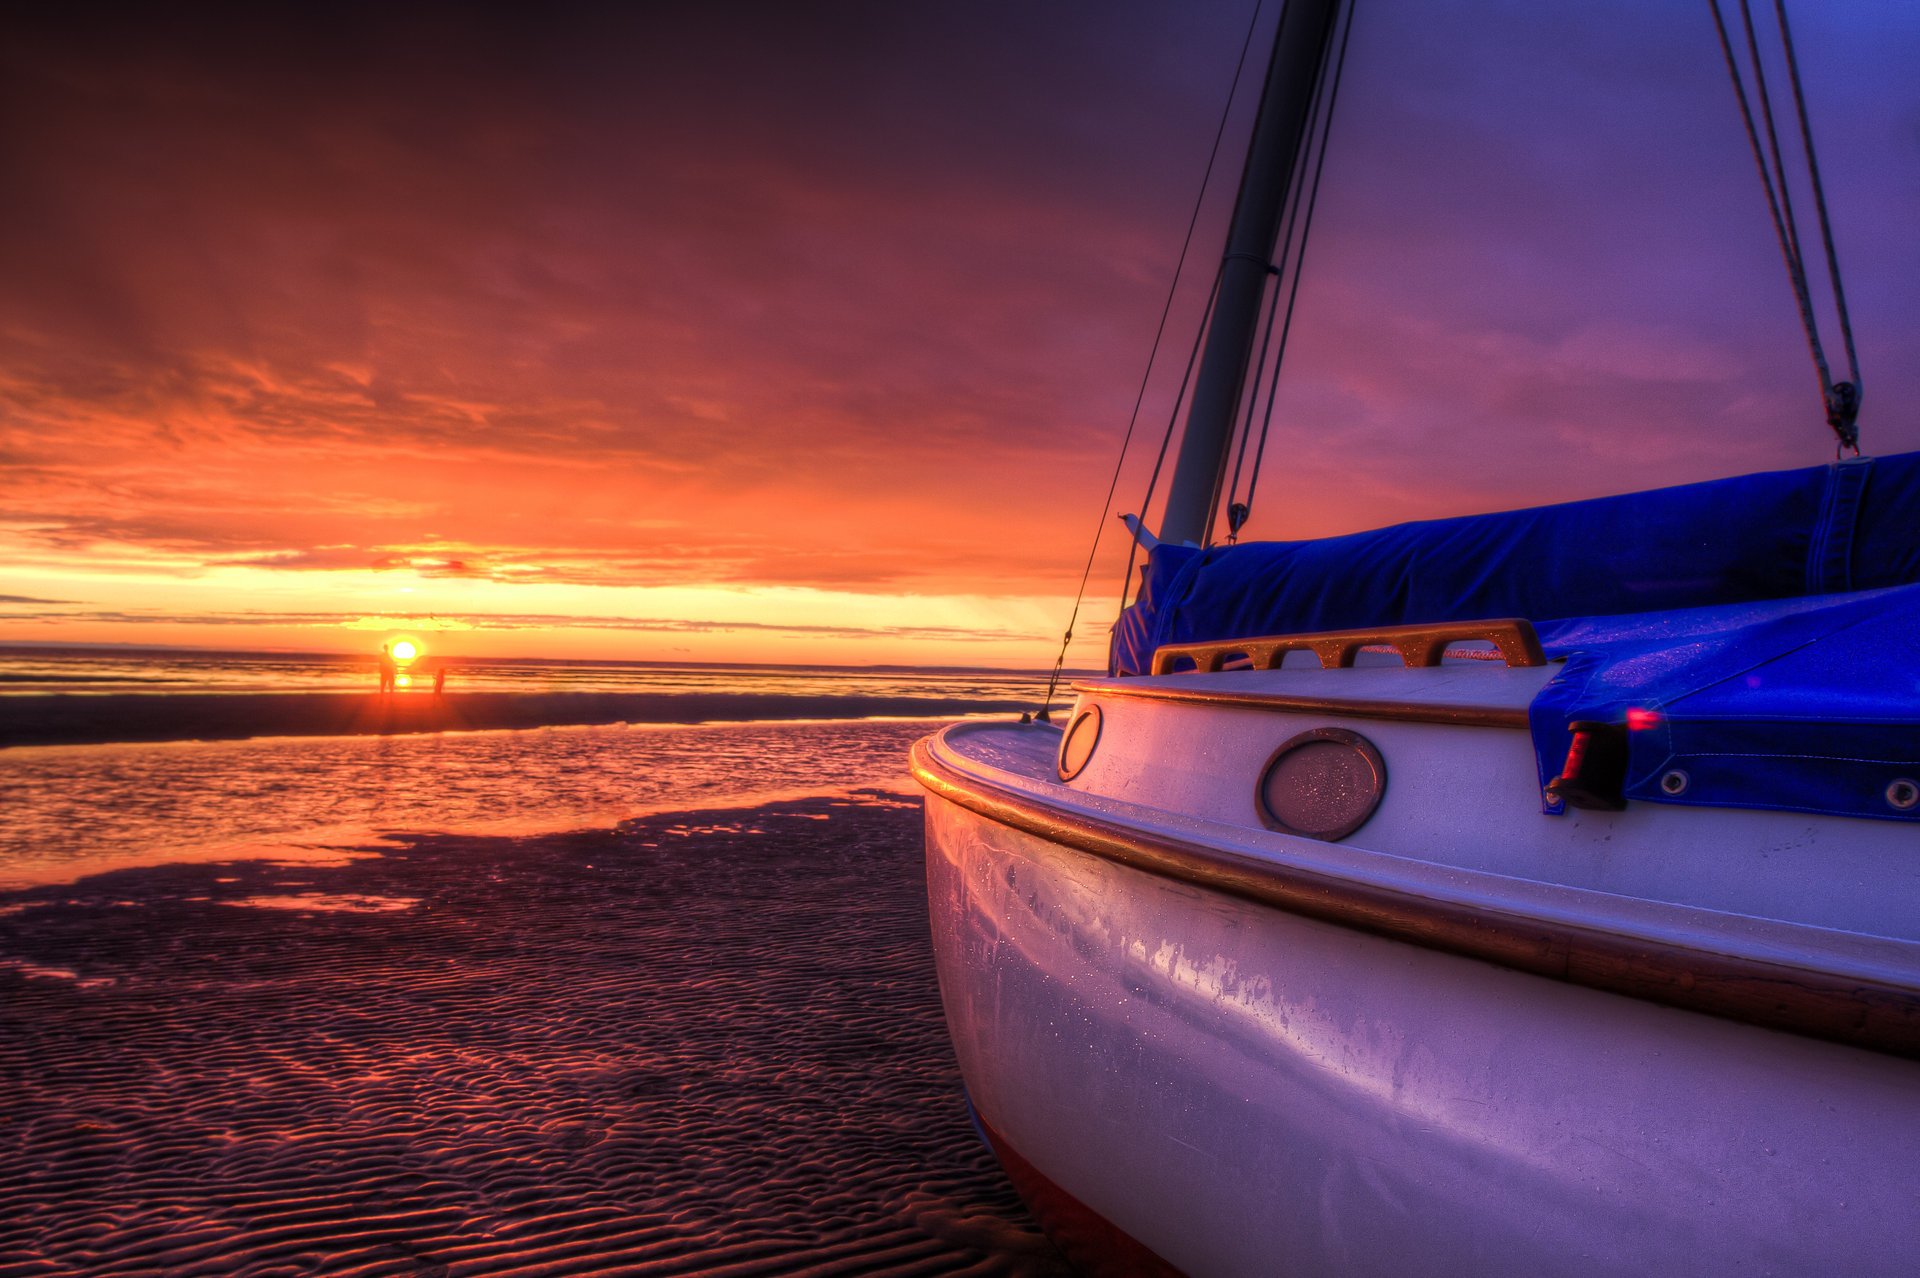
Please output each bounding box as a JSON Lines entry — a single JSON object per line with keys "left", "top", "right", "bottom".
{"left": 0, "top": 644, "right": 1053, "bottom": 701}
{"left": 0, "top": 645, "right": 1069, "bottom": 890}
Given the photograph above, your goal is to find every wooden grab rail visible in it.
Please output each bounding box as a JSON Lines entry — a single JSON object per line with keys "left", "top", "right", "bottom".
{"left": 1150, "top": 618, "right": 1546, "bottom": 676}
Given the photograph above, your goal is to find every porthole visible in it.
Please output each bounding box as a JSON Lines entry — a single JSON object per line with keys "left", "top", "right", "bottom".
{"left": 1057, "top": 704, "right": 1103, "bottom": 781}
{"left": 1256, "top": 727, "right": 1386, "bottom": 841}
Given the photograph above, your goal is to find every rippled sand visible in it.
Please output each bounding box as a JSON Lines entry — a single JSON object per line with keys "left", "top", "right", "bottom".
{"left": 0, "top": 794, "right": 1069, "bottom": 1276}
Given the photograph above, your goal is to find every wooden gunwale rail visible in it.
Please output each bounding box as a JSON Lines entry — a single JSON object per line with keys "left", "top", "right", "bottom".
{"left": 1072, "top": 680, "right": 1530, "bottom": 730}
{"left": 1148, "top": 617, "right": 1547, "bottom": 675}
{"left": 911, "top": 736, "right": 1920, "bottom": 1059}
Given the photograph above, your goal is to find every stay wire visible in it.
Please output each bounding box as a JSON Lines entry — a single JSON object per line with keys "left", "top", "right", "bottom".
{"left": 1241, "top": 0, "right": 1358, "bottom": 523}
{"left": 1709, "top": 0, "right": 1861, "bottom": 453}
{"left": 1230, "top": 0, "right": 1346, "bottom": 537}
{"left": 1221, "top": 266, "right": 1282, "bottom": 533}
{"left": 1709, "top": 2, "right": 1796, "bottom": 308}
{"left": 1740, "top": 2, "right": 1816, "bottom": 323}
{"left": 1115, "top": 263, "right": 1225, "bottom": 617}
{"left": 1036, "top": 0, "right": 1267, "bottom": 717}
{"left": 1773, "top": 0, "right": 1861, "bottom": 418}
{"left": 1222, "top": 266, "right": 1284, "bottom": 543}
{"left": 1737, "top": 0, "right": 1830, "bottom": 401}
{"left": 1205, "top": 17, "right": 1328, "bottom": 548}
{"left": 1219, "top": 2, "right": 1345, "bottom": 546}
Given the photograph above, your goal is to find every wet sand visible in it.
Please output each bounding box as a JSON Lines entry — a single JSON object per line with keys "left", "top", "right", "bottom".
{"left": 0, "top": 794, "right": 1069, "bottom": 1276}
{"left": 0, "top": 692, "right": 1037, "bottom": 749}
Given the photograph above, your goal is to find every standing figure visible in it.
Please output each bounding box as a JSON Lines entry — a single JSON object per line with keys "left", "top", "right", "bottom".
{"left": 378, "top": 643, "right": 397, "bottom": 694}
{"left": 433, "top": 665, "right": 446, "bottom": 696}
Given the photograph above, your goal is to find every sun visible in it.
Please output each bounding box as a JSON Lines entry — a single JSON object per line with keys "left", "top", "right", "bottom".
{"left": 390, "top": 639, "right": 419, "bottom": 663}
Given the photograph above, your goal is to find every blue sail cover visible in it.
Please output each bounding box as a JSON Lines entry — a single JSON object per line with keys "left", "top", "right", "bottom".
{"left": 1111, "top": 451, "right": 1920, "bottom": 822}
{"left": 1529, "top": 586, "right": 1920, "bottom": 822}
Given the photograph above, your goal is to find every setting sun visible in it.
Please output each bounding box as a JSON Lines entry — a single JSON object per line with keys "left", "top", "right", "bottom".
{"left": 390, "top": 640, "right": 419, "bottom": 663}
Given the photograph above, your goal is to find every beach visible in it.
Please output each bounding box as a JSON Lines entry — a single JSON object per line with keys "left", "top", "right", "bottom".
{"left": 0, "top": 788, "right": 1070, "bottom": 1276}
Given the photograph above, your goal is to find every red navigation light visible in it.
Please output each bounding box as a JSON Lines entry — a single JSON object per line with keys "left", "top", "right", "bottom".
{"left": 1626, "top": 708, "right": 1663, "bottom": 732}
{"left": 1546, "top": 720, "right": 1629, "bottom": 811}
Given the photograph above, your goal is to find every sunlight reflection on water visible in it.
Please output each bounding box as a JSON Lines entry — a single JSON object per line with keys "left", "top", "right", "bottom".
{"left": 0, "top": 717, "right": 939, "bottom": 889}
{"left": 224, "top": 894, "right": 421, "bottom": 913}
{"left": 0, "top": 647, "right": 1062, "bottom": 700}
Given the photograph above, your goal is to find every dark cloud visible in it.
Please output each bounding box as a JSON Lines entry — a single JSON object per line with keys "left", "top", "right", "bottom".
{"left": 1, "top": 0, "right": 1915, "bottom": 620}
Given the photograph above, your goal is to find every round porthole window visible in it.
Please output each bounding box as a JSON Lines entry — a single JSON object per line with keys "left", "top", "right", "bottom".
{"left": 1057, "top": 704, "right": 1103, "bottom": 781}
{"left": 1256, "top": 727, "right": 1386, "bottom": 841}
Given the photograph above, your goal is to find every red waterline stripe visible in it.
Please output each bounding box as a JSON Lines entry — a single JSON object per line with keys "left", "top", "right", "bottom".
{"left": 975, "top": 1112, "right": 1187, "bottom": 1278}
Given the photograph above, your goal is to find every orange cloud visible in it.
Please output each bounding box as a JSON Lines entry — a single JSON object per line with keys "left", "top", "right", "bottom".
{"left": 3, "top": 4, "right": 1917, "bottom": 664}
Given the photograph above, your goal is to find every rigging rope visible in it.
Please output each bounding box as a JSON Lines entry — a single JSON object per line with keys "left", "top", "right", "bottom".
{"left": 1035, "top": 0, "right": 1267, "bottom": 718}
{"left": 1709, "top": 0, "right": 1862, "bottom": 454}
{"left": 1113, "top": 265, "right": 1224, "bottom": 612}
{"left": 1234, "top": 0, "right": 1359, "bottom": 533}
{"left": 1219, "top": 3, "right": 1348, "bottom": 544}
{"left": 1222, "top": 261, "right": 1284, "bottom": 542}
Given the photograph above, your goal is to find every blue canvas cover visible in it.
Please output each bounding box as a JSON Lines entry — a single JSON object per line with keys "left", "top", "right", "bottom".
{"left": 1110, "top": 451, "right": 1920, "bottom": 823}
{"left": 1530, "top": 587, "right": 1920, "bottom": 822}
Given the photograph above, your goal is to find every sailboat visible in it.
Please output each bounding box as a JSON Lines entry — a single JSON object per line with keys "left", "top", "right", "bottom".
{"left": 913, "top": 2, "right": 1920, "bottom": 1274}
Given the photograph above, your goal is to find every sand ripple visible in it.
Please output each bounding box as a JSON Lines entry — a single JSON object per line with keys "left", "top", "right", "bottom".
{"left": 0, "top": 795, "right": 1068, "bottom": 1276}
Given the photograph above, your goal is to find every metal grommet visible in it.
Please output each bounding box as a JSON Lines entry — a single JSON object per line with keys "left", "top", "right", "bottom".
{"left": 1659, "top": 769, "right": 1690, "bottom": 797}
{"left": 1887, "top": 778, "right": 1919, "bottom": 811}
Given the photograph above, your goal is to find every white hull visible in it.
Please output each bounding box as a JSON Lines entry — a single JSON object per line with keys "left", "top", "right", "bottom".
{"left": 918, "top": 705, "right": 1920, "bottom": 1276}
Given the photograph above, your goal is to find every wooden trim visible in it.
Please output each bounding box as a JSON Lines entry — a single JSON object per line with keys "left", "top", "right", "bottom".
{"left": 1151, "top": 617, "right": 1546, "bottom": 675}
{"left": 912, "top": 737, "right": 1920, "bottom": 1059}
{"left": 1076, "top": 680, "right": 1531, "bottom": 729}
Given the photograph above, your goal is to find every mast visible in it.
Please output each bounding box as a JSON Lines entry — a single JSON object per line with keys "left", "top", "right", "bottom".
{"left": 1159, "top": 0, "right": 1343, "bottom": 548}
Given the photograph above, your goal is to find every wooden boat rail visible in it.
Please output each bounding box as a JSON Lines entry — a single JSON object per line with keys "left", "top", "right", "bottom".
{"left": 1150, "top": 617, "right": 1547, "bottom": 676}
{"left": 1073, "top": 680, "right": 1531, "bottom": 729}
{"left": 913, "top": 733, "right": 1920, "bottom": 1059}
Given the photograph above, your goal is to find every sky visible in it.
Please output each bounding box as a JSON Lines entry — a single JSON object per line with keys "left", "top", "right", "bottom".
{"left": 2, "top": 0, "right": 1916, "bottom": 668}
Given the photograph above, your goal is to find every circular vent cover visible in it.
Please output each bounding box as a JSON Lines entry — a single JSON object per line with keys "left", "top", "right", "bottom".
{"left": 1256, "top": 727, "right": 1386, "bottom": 841}
{"left": 1057, "top": 704, "right": 1103, "bottom": 781}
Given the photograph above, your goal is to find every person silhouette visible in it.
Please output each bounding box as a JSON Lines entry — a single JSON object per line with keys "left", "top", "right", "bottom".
{"left": 378, "top": 643, "right": 397, "bottom": 694}
{"left": 433, "top": 665, "right": 446, "bottom": 696}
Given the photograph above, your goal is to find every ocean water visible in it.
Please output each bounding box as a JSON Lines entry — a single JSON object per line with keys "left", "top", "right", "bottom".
{"left": 0, "top": 716, "right": 944, "bottom": 890}
{"left": 0, "top": 644, "right": 1060, "bottom": 701}
{"left": 0, "top": 648, "right": 1070, "bottom": 889}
